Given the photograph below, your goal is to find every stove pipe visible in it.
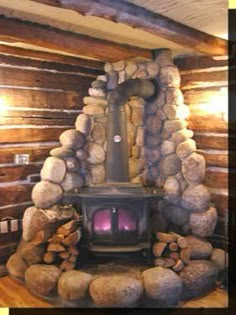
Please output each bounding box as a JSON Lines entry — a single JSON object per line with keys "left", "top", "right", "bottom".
{"left": 106, "top": 78, "right": 157, "bottom": 183}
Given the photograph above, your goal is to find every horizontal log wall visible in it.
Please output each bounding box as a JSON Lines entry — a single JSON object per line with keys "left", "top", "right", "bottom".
{"left": 175, "top": 56, "right": 229, "bottom": 241}
{"left": 0, "top": 51, "right": 103, "bottom": 262}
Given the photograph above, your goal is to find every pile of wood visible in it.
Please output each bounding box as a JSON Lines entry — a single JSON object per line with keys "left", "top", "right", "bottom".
{"left": 152, "top": 232, "right": 191, "bottom": 272}
{"left": 42, "top": 220, "right": 82, "bottom": 271}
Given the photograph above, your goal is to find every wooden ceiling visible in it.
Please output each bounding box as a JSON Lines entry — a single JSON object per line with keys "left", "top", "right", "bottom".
{"left": 0, "top": 0, "right": 228, "bottom": 62}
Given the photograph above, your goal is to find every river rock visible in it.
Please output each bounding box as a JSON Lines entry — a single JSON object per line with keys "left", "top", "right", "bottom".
{"left": 113, "top": 60, "right": 126, "bottom": 71}
{"left": 163, "top": 204, "right": 190, "bottom": 227}
{"left": 90, "top": 163, "right": 105, "bottom": 184}
{"left": 161, "top": 140, "right": 176, "bottom": 155}
{"left": 190, "top": 206, "right": 217, "bottom": 237}
{"left": 160, "top": 65, "right": 181, "bottom": 87}
{"left": 59, "top": 129, "right": 85, "bottom": 150}
{"left": 182, "top": 152, "right": 205, "bottom": 184}
{"left": 87, "top": 143, "right": 105, "bottom": 164}
{"left": 58, "top": 270, "right": 93, "bottom": 301}
{"left": 104, "top": 62, "right": 113, "bottom": 73}
{"left": 146, "top": 134, "right": 161, "bottom": 147}
{"left": 146, "top": 62, "right": 160, "bottom": 77}
{"left": 146, "top": 115, "right": 162, "bottom": 135}
{"left": 61, "top": 172, "right": 83, "bottom": 192}
{"left": 141, "top": 166, "right": 159, "bottom": 186}
{"left": 157, "top": 109, "right": 167, "bottom": 120}
{"left": 75, "top": 114, "right": 93, "bottom": 136}
{"left": 131, "top": 105, "right": 144, "bottom": 126}
{"left": 91, "top": 123, "right": 106, "bottom": 145}
{"left": 89, "top": 275, "right": 143, "bottom": 307}
{"left": 164, "top": 120, "right": 188, "bottom": 133}
{"left": 25, "top": 264, "right": 61, "bottom": 297}
{"left": 180, "top": 260, "right": 218, "bottom": 298}
{"left": 50, "top": 147, "right": 74, "bottom": 158}
{"left": 40, "top": 157, "right": 66, "bottom": 184}
{"left": 166, "top": 87, "right": 184, "bottom": 105}
{"left": 171, "top": 128, "right": 194, "bottom": 144}
{"left": 181, "top": 184, "right": 210, "bottom": 211}
{"left": 159, "top": 154, "right": 181, "bottom": 176}
{"left": 32, "top": 181, "right": 63, "bottom": 209}
{"left": 17, "top": 240, "right": 45, "bottom": 265}
{"left": 127, "top": 121, "right": 136, "bottom": 146}
{"left": 155, "top": 88, "right": 166, "bottom": 108}
{"left": 176, "top": 104, "right": 190, "bottom": 120}
{"left": 118, "top": 70, "right": 126, "bottom": 84}
{"left": 146, "top": 101, "right": 158, "bottom": 115}
{"left": 75, "top": 149, "right": 88, "bottom": 161}
{"left": 64, "top": 157, "right": 80, "bottom": 172}
{"left": 155, "top": 49, "right": 173, "bottom": 66}
{"left": 83, "top": 96, "right": 108, "bottom": 106}
{"left": 125, "top": 62, "right": 138, "bottom": 77}
{"left": 163, "top": 104, "right": 178, "bottom": 120}
{"left": 164, "top": 177, "right": 181, "bottom": 200}
{"left": 6, "top": 253, "right": 28, "bottom": 279}
{"left": 211, "top": 248, "right": 228, "bottom": 271}
{"left": 142, "top": 267, "right": 183, "bottom": 305}
{"left": 143, "top": 146, "right": 161, "bottom": 163}
{"left": 83, "top": 105, "right": 105, "bottom": 116}
{"left": 131, "top": 145, "right": 141, "bottom": 158}
{"left": 185, "top": 235, "right": 213, "bottom": 259}
{"left": 91, "top": 79, "right": 106, "bottom": 89}
{"left": 88, "top": 88, "right": 106, "bottom": 98}
{"left": 176, "top": 139, "right": 196, "bottom": 160}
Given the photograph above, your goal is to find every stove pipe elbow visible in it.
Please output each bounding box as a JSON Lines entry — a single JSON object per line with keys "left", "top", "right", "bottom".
{"left": 106, "top": 78, "right": 157, "bottom": 183}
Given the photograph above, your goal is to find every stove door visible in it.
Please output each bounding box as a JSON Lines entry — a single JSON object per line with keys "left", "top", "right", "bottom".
{"left": 116, "top": 208, "right": 138, "bottom": 243}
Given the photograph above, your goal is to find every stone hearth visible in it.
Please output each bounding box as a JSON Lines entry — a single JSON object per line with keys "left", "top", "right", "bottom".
{"left": 6, "top": 49, "right": 228, "bottom": 307}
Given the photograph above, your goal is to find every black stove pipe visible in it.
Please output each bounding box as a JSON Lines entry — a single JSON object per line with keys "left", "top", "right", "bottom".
{"left": 106, "top": 78, "right": 156, "bottom": 183}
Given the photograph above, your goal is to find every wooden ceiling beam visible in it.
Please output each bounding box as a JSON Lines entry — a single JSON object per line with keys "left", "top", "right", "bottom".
{"left": 32, "top": 0, "right": 228, "bottom": 56}
{"left": 0, "top": 16, "right": 152, "bottom": 62}
{"left": 0, "top": 44, "right": 104, "bottom": 70}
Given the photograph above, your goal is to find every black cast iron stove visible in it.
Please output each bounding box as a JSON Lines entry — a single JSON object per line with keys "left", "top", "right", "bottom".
{"left": 63, "top": 78, "right": 163, "bottom": 253}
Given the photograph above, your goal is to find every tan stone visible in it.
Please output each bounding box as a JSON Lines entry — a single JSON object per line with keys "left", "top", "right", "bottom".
{"left": 164, "top": 177, "right": 181, "bottom": 198}
{"left": 176, "top": 139, "right": 196, "bottom": 160}
{"left": 136, "top": 126, "right": 146, "bottom": 147}
{"left": 146, "top": 62, "right": 160, "bottom": 77}
{"left": 160, "top": 65, "right": 181, "bottom": 87}
{"left": 190, "top": 206, "right": 217, "bottom": 237}
{"left": 171, "top": 128, "right": 194, "bottom": 144}
{"left": 155, "top": 49, "right": 173, "bottom": 66}
{"left": 127, "top": 121, "right": 136, "bottom": 146}
{"left": 75, "top": 113, "right": 93, "bottom": 136}
{"left": 131, "top": 105, "right": 144, "bottom": 126}
{"left": 90, "top": 163, "right": 105, "bottom": 184}
{"left": 164, "top": 120, "right": 188, "bottom": 133}
{"left": 181, "top": 184, "right": 211, "bottom": 211}
{"left": 146, "top": 115, "right": 162, "bottom": 135}
{"left": 91, "top": 123, "right": 106, "bottom": 145}
{"left": 88, "top": 88, "right": 106, "bottom": 98}
{"left": 163, "top": 104, "right": 178, "bottom": 120}
{"left": 166, "top": 88, "right": 184, "bottom": 105}
{"left": 159, "top": 154, "right": 181, "bottom": 176}
{"left": 61, "top": 172, "right": 84, "bottom": 192}
{"left": 182, "top": 152, "right": 205, "bottom": 184}
{"left": 83, "top": 96, "right": 108, "bottom": 106}
{"left": 131, "top": 145, "right": 141, "bottom": 158}
{"left": 50, "top": 147, "right": 74, "bottom": 159}
{"left": 83, "top": 105, "right": 104, "bottom": 116}
{"left": 161, "top": 140, "right": 176, "bottom": 155}
{"left": 104, "top": 62, "right": 113, "bottom": 73}
{"left": 118, "top": 70, "right": 127, "bottom": 84}
{"left": 129, "top": 158, "right": 145, "bottom": 178}
{"left": 59, "top": 129, "right": 85, "bottom": 150}
{"left": 40, "top": 157, "right": 66, "bottom": 184}
{"left": 125, "top": 62, "right": 138, "bottom": 77}
{"left": 32, "top": 181, "right": 63, "bottom": 209}
{"left": 7, "top": 253, "right": 28, "bottom": 279}
{"left": 112, "top": 60, "right": 126, "bottom": 72}
{"left": 87, "top": 142, "right": 105, "bottom": 164}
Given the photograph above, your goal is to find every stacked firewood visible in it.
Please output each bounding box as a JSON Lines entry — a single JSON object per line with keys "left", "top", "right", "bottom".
{"left": 42, "top": 220, "right": 82, "bottom": 271}
{"left": 152, "top": 232, "right": 191, "bottom": 272}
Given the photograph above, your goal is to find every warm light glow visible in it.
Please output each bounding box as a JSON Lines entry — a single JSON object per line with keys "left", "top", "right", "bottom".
{"left": 210, "top": 87, "right": 228, "bottom": 121}
{"left": 176, "top": 104, "right": 190, "bottom": 120}
{"left": 0, "top": 97, "right": 7, "bottom": 114}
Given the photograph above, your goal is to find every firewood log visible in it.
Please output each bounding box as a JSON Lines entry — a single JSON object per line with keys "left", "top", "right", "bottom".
{"left": 48, "top": 234, "right": 65, "bottom": 244}
{"left": 56, "top": 220, "right": 78, "bottom": 236}
{"left": 169, "top": 251, "right": 180, "bottom": 261}
{"left": 177, "top": 236, "right": 188, "bottom": 249}
{"left": 68, "top": 246, "right": 79, "bottom": 255}
{"left": 152, "top": 242, "right": 167, "bottom": 257}
{"left": 68, "top": 254, "right": 77, "bottom": 263}
{"left": 59, "top": 251, "right": 70, "bottom": 259}
{"left": 31, "top": 221, "right": 68, "bottom": 245}
{"left": 180, "top": 248, "right": 191, "bottom": 264}
{"left": 172, "top": 259, "right": 185, "bottom": 272}
{"left": 59, "top": 259, "right": 76, "bottom": 271}
{"left": 47, "top": 243, "right": 66, "bottom": 252}
{"left": 169, "top": 242, "right": 178, "bottom": 252}
{"left": 62, "top": 229, "right": 82, "bottom": 246}
{"left": 43, "top": 252, "right": 57, "bottom": 264}
{"left": 154, "top": 258, "right": 175, "bottom": 268}
{"left": 156, "top": 232, "right": 177, "bottom": 243}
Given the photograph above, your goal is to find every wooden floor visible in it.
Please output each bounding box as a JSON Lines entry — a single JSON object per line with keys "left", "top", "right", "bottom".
{"left": 0, "top": 276, "right": 228, "bottom": 308}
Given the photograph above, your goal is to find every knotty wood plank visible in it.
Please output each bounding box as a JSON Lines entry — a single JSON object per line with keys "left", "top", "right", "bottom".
{"left": 0, "top": 146, "right": 55, "bottom": 164}
{"left": 0, "top": 16, "right": 151, "bottom": 62}
{"left": 0, "top": 88, "right": 83, "bottom": 110}
{"left": 194, "top": 134, "right": 228, "bottom": 150}
{"left": 187, "top": 117, "right": 228, "bottom": 133}
{"left": 32, "top": 0, "right": 227, "bottom": 56}
{"left": 204, "top": 168, "right": 228, "bottom": 189}
{"left": 197, "top": 150, "right": 228, "bottom": 168}
{"left": 181, "top": 70, "right": 227, "bottom": 90}
{"left": 175, "top": 55, "right": 227, "bottom": 71}
{"left": 0, "top": 66, "right": 93, "bottom": 91}
{"left": 0, "top": 54, "right": 103, "bottom": 77}
{"left": 0, "top": 44, "right": 104, "bottom": 70}
{"left": 0, "top": 165, "right": 42, "bottom": 182}
{"left": 0, "top": 128, "right": 68, "bottom": 144}
{"left": 183, "top": 87, "right": 222, "bottom": 105}
{"left": 0, "top": 184, "right": 34, "bottom": 207}
{"left": 0, "top": 232, "right": 22, "bottom": 247}
{"left": 0, "top": 116, "right": 76, "bottom": 126}
{"left": 0, "top": 243, "right": 18, "bottom": 264}
{"left": 0, "top": 204, "right": 31, "bottom": 220}
{"left": 211, "top": 192, "right": 228, "bottom": 217}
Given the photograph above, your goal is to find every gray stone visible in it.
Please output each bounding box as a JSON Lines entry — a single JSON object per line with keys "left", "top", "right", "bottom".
{"left": 91, "top": 123, "right": 106, "bottom": 145}
{"left": 171, "top": 129, "right": 194, "bottom": 144}
{"left": 146, "top": 134, "right": 161, "bottom": 147}
{"left": 142, "top": 267, "right": 183, "bottom": 306}
{"left": 185, "top": 235, "right": 213, "bottom": 259}
{"left": 61, "top": 172, "right": 84, "bottom": 192}
{"left": 88, "top": 88, "right": 106, "bottom": 98}
{"left": 75, "top": 149, "right": 88, "bottom": 161}
{"left": 89, "top": 275, "right": 143, "bottom": 307}
{"left": 50, "top": 147, "right": 74, "bottom": 158}
{"left": 155, "top": 49, "right": 173, "bottom": 66}
{"left": 176, "top": 139, "right": 196, "bottom": 160}
{"left": 165, "top": 204, "right": 190, "bottom": 227}
{"left": 90, "top": 163, "right": 105, "bottom": 184}
{"left": 17, "top": 240, "right": 45, "bottom": 265}
{"left": 58, "top": 270, "right": 93, "bottom": 301}
{"left": 32, "top": 181, "right": 63, "bottom": 209}
{"left": 146, "top": 101, "right": 157, "bottom": 115}
{"left": 141, "top": 166, "right": 159, "bottom": 186}
{"left": 91, "top": 80, "right": 106, "bottom": 89}
{"left": 182, "top": 152, "right": 205, "bottom": 184}
{"left": 64, "top": 157, "right": 80, "bottom": 172}
{"left": 211, "top": 248, "right": 228, "bottom": 271}
{"left": 166, "top": 87, "right": 184, "bottom": 105}
{"left": 6, "top": 253, "right": 28, "bottom": 279}
{"left": 160, "top": 65, "right": 181, "bottom": 87}
{"left": 59, "top": 129, "right": 85, "bottom": 150}
{"left": 97, "top": 75, "right": 107, "bottom": 82}
{"left": 181, "top": 184, "right": 210, "bottom": 211}
{"left": 83, "top": 105, "right": 105, "bottom": 116}
{"left": 146, "top": 62, "right": 160, "bottom": 77}
{"left": 75, "top": 113, "right": 93, "bottom": 136}
{"left": 160, "top": 154, "right": 181, "bottom": 176}
{"left": 164, "top": 177, "right": 181, "bottom": 204}
{"left": 25, "top": 264, "right": 61, "bottom": 297}
{"left": 155, "top": 88, "right": 166, "bottom": 108}
{"left": 161, "top": 140, "right": 176, "bottom": 155}
{"left": 143, "top": 146, "right": 161, "bottom": 163}
{"left": 180, "top": 260, "right": 218, "bottom": 298}
{"left": 146, "top": 115, "right": 162, "bottom": 135}
{"left": 190, "top": 206, "right": 218, "bottom": 237}
{"left": 87, "top": 143, "right": 105, "bottom": 164}
{"left": 40, "top": 157, "right": 66, "bottom": 184}
{"left": 107, "top": 71, "right": 118, "bottom": 90}
{"left": 164, "top": 120, "right": 188, "bottom": 133}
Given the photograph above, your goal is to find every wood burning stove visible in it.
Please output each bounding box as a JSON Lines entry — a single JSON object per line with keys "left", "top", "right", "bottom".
{"left": 63, "top": 78, "right": 163, "bottom": 253}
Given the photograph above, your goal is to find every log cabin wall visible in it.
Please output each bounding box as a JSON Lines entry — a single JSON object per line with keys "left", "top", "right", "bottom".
{"left": 175, "top": 55, "right": 228, "bottom": 246}
{"left": 0, "top": 50, "right": 104, "bottom": 263}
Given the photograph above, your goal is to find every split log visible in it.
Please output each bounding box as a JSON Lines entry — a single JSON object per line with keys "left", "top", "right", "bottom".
{"left": 47, "top": 243, "right": 66, "bottom": 252}
{"left": 59, "top": 259, "right": 76, "bottom": 272}
{"left": 152, "top": 242, "right": 167, "bottom": 257}
{"left": 169, "top": 242, "right": 178, "bottom": 252}
{"left": 59, "top": 252, "right": 70, "bottom": 260}
{"left": 177, "top": 237, "right": 188, "bottom": 249}
{"left": 154, "top": 258, "right": 175, "bottom": 268}
{"left": 68, "top": 246, "right": 79, "bottom": 256}
{"left": 169, "top": 252, "right": 180, "bottom": 261}
{"left": 48, "top": 234, "right": 65, "bottom": 244}
{"left": 180, "top": 248, "right": 191, "bottom": 264}
{"left": 56, "top": 220, "right": 78, "bottom": 236}
{"left": 62, "top": 229, "right": 82, "bottom": 247}
{"left": 156, "top": 232, "right": 177, "bottom": 243}
{"left": 68, "top": 254, "right": 77, "bottom": 263}
{"left": 172, "top": 259, "right": 185, "bottom": 272}
{"left": 43, "top": 252, "right": 57, "bottom": 264}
